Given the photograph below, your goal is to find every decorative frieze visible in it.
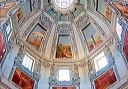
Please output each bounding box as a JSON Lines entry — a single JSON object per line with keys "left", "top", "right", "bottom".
{"left": 57, "top": 24, "right": 72, "bottom": 33}
{"left": 40, "top": 14, "right": 53, "bottom": 30}
{"left": 49, "top": 64, "right": 80, "bottom": 86}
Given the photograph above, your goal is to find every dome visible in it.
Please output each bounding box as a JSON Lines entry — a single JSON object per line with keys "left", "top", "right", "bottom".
{"left": 0, "top": 0, "right": 128, "bottom": 89}
{"left": 17, "top": 0, "right": 112, "bottom": 65}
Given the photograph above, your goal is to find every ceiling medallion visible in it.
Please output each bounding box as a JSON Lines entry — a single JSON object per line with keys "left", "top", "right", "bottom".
{"left": 51, "top": 0, "right": 78, "bottom": 14}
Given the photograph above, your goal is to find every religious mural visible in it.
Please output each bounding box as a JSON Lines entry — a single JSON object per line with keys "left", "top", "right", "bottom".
{"left": 0, "top": 2, "right": 16, "bottom": 18}
{"left": 26, "top": 23, "right": 46, "bottom": 51}
{"left": 56, "top": 35, "right": 72, "bottom": 58}
{"left": 82, "top": 25, "right": 103, "bottom": 52}
{"left": 97, "top": 0, "right": 112, "bottom": 22}
{"left": 94, "top": 68, "right": 117, "bottom": 89}
{"left": 15, "top": 0, "right": 31, "bottom": 24}
{"left": 0, "top": 32, "right": 6, "bottom": 63}
{"left": 123, "top": 31, "right": 128, "bottom": 61}
{"left": 52, "top": 87, "right": 76, "bottom": 89}
{"left": 12, "top": 68, "right": 35, "bottom": 89}
{"left": 16, "top": 7, "right": 24, "bottom": 23}
{"left": 113, "top": 2, "right": 128, "bottom": 19}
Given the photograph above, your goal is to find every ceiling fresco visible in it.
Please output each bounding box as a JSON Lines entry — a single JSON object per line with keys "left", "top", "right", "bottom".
{"left": 1, "top": 0, "right": 126, "bottom": 64}
{"left": 20, "top": 0, "right": 111, "bottom": 62}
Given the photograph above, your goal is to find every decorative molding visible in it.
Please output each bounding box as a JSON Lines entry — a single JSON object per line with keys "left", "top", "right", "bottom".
{"left": 40, "top": 14, "right": 53, "bottom": 31}
{"left": 86, "top": 0, "right": 96, "bottom": 10}
{"left": 49, "top": 64, "right": 80, "bottom": 86}
{"left": 75, "top": 14, "right": 89, "bottom": 30}
{"left": 57, "top": 24, "right": 72, "bottom": 33}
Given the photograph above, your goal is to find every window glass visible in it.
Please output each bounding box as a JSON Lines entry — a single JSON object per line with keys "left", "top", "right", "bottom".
{"left": 116, "top": 17, "right": 122, "bottom": 40}
{"left": 94, "top": 52, "right": 108, "bottom": 72}
{"left": 55, "top": 0, "right": 74, "bottom": 9}
{"left": 22, "top": 53, "right": 34, "bottom": 71}
{"left": 58, "top": 69, "right": 70, "bottom": 81}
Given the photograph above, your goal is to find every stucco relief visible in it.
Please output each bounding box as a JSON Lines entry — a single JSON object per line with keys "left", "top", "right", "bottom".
{"left": 49, "top": 64, "right": 80, "bottom": 86}
{"left": 86, "top": 0, "right": 95, "bottom": 10}
{"left": 75, "top": 14, "right": 89, "bottom": 30}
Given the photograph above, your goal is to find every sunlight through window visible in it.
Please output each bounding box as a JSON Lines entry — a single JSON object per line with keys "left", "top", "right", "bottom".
{"left": 55, "top": 0, "right": 73, "bottom": 8}
{"left": 22, "top": 53, "right": 34, "bottom": 71}
{"left": 59, "top": 69, "right": 70, "bottom": 81}
{"left": 94, "top": 52, "right": 108, "bottom": 72}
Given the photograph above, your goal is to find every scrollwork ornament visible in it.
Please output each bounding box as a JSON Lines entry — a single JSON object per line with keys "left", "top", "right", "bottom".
{"left": 57, "top": 24, "right": 72, "bottom": 33}
{"left": 75, "top": 14, "right": 89, "bottom": 30}
{"left": 86, "top": 0, "right": 95, "bottom": 10}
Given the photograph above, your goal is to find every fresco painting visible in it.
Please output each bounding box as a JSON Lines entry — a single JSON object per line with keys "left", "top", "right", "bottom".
{"left": 26, "top": 24, "right": 46, "bottom": 51}
{"left": 97, "top": 0, "right": 112, "bottom": 21}
{"left": 12, "top": 68, "right": 35, "bottom": 89}
{"left": 123, "top": 31, "right": 128, "bottom": 61}
{"left": 0, "top": 2, "right": 16, "bottom": 18}
{"left": 94, "top": 68, "right": 117, "bottom": 89}
{"left": 83, "top": 25, "right": 103, "bottom": 52}
{"left": 52, "top": 87, "right": 76, "bottom": 89}
{"left": 0, "top": 32, "right": 6, "bottom": 63}
{"left": 56, "top": 35, "right": 72, "bottom": 58}
{"left": 113, "top": 2, "right": 128, "bottom": 19}
{"left": 16, "top": 7, "right": 24, "bottom": 23}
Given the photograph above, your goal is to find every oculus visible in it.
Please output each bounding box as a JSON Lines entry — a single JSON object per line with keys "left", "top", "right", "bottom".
{"left": 54, "top": 0, "right": 74, "bottom": 9}
{"left": 52, "top": 0, "right": 78, "bottom": 14}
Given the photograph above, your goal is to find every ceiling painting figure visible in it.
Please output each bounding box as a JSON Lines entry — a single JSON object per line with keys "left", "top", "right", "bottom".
{"left": 56, "top": 35, "right": 72, "bottom": 58}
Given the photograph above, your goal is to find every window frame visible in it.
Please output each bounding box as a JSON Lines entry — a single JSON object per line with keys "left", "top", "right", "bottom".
{"left": 57, "top": 68, "right": 71, "bottom": 82}
{"left": 22, "top": 53, "right": 35, "bottom": 72}
{"left": 94, "top": 52, "right": 108, "bottom": 72}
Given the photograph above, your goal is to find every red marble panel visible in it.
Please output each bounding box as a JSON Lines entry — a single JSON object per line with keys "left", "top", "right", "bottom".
{"left": 123, "top": 31, "right": 128, "bottom": 60}
{"left": 12, "top": 68, "right": 35, "bottom": 89}
{"left": 52, "top": 87, "right": 76, "bottom": 89}
{"left": 0, "top": 32, "right": 6, "bottom": 63}
{"left": 94, "top": 68, "right": 117, "bottom": 89}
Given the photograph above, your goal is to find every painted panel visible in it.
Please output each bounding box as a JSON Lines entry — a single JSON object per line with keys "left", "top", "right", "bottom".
{"left": 0, "top": 32, "right": 6, "bottom": 63}
{"left": 94, "top": 68, "right": 117, "bottom": 89}
{"left": 113, "top": 2, "right": 128, "bottom": 19}
{"left": 26, "top": 23, "right": 46, "bottom": 51}
{"left": 97, "top": 0, "right": 112, "bottom": 22}
{"left": 56, "top": 35, "right": 72, "bottom": 58}
{"left": 12, "top": 68, "right": 35, "bottom": 89}
{"left": 15, "top": 7, "right": 24, "bottom": 23}
{"left": 82, "top": 25, "right": 103, "bottom": 52}
{"left": 0, "top": 2, "right": 16, "bottom": 18}
{"left": 52, "top": 87, "right": 76, "bottom": 89}
{"left": 123, "top": 31, "right": 128, "bottom": 60}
